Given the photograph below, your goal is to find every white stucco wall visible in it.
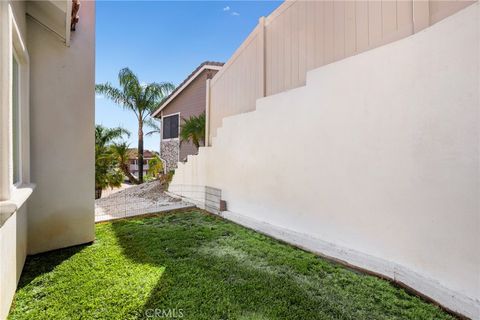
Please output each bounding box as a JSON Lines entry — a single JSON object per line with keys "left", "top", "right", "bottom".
{"left": 27, "top": 1, "right": 95, "bottom": 254}
{"left": 0, "top": 204, "right": 27, "bottom": 320}
{"left": 1, "top": 1, "right": 95, "bottom": 317}
{"left": 170, "top": 3, "right": 479, "bottom": 318}
{"left": 1, "top": 2, "right": 29, "bottom": 318}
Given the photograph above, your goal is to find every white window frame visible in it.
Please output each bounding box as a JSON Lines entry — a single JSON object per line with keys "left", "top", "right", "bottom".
{"left": 11, "top": 50, "right": 22, "bottom": 187}
{"left": 0, "top": 2, "right": 30, "bottom": 201}
{"left": 161, "top": 112, "right": 180, "bottom": 142}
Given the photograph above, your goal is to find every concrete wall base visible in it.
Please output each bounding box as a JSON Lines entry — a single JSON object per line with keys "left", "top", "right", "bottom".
{"left": 218, "top": 209, "right": 479, "bottom": 319}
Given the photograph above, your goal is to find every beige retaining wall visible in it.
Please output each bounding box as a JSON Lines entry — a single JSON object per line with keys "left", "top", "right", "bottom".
{"left": 208, "top": 0, "right": 474, "bottom": 142}
{"left": 171, "top": 4, "right": 480, "bottom": 318}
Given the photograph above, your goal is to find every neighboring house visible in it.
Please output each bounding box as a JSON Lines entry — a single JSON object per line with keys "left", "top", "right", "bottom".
{"left": 0, "top": 1, "right": 95, "bottom": 318}
{"left": 127, "top": 149, "right": 157, "bottom": 178}
{"left": 152, "top": 61, "right": 223, "bottom": 172}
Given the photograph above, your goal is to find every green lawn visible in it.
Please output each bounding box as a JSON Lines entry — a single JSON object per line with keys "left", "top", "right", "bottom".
{"left": 9, "top": 210, "right": 454, "bottom": 320}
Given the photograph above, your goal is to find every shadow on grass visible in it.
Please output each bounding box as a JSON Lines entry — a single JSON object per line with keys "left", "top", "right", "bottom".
{"left": 17, "top": 244, "right": 88, "bottom": 290}
{"left": 110, "top": 211, "right": 455, "bottom": 320}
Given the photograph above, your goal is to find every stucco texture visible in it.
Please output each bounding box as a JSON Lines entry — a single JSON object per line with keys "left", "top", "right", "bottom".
{"left": 27, "top": 1, "right": 96, "bottom": 254}
{"left": 0, "top": 204, "right": 27, "bottom": 320}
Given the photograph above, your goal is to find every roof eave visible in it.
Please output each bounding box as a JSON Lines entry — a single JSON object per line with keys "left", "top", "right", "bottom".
{"left": 151, "top": 64, "right": 223, "bottom": 118}
{"left": 27, "top": 0, "right": 72, "bottom": 47}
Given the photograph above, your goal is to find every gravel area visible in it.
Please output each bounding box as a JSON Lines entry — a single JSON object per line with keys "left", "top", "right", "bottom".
{"left": 95, "top": 180, "right": 194, "bottom": 222}
{"left": 100, "top": 183, "right": 133, "bottom": 198}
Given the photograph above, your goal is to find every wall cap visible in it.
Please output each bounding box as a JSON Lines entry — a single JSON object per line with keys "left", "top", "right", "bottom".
{"left": 0, "top": 183, "right": 35, "bottom": 227}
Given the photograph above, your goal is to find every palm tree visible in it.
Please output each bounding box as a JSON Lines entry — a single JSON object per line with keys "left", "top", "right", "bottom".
{"left": 95, "top": 68, "right": 174, "bottom": 183}
{"left": 180, "top": 112, "right": 206, "bottom": 149}
{"left": 95, "top": 125, "right": 130, "bottom": 148}
{"left": 95, "top": 125, "right": 130, "bottom": 199}
{"left": 146, "top": 154, "right": 164, "bottom": 179}
{"left": 110, "top": 142, "right": 139, "bottom": 184}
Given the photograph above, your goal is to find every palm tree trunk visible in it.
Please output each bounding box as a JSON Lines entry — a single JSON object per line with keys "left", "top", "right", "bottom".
{"left": 121, "top": 164, "right": 139, "bottom": 184}
{"left": 95, "top": 188, "right": 102, "bottom": 199}
{"left": 138, "top": 119, "right": 144, "bottom": 183}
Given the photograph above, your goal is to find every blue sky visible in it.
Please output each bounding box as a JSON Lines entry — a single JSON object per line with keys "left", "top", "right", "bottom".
{"left": 95, "top": 1, "right": 281, "bottom": 151}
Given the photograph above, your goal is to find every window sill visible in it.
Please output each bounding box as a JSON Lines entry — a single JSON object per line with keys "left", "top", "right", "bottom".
{"left": 0, "top": 183, "right": 35, "bottom": 227}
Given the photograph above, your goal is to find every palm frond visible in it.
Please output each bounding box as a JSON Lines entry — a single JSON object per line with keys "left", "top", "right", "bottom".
{"left": 110, "top": 142, "right": 130, "bottom": 164}
{"left": 95, "top": 83, "right": 135, "bottom": 110}
{"left": 144, "top": 118, "right": 160, "bottom": 130}
{"left": 118, "top": 68, "right": 141, "bottom": 95}
{"left": 95, "top": 125, "right": 130, "bottom": 147}
{"left": 180, "top": 112, "right": 206, "bottom": 149}
{"left": 118, "top": 68, "right": 142, "bottom": 113}
{"left": 142, "top": 82, "right": 175, "bottom": 119}
{"left": 95, "top": 125, "right": 130, "bottom": 192}
{"left": 144, "top": 114, "right": 162, "bottom": 136}
{"left": 110, "top": 141, "right": 140, "bottom": 184}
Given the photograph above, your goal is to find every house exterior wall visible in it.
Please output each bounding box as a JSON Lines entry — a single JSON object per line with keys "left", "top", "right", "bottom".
{"left": 0, "top": 204, "right": 27, "bottom": 320}
{"left": 1, "top": 2, "right": 30, "bottom": 318}
{"left": 160, "top": 69, "right": 218, "bottom": 171}
{"left": 169, "top": 4, "right": 479, "bottom": 318}
{"left": 160, "top": 139, "right": 180, "bottom": 173}
{"left": 27, "top": 1, "right": 95, "bottom": 254}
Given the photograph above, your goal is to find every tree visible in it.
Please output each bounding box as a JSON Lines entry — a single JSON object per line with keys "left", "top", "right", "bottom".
{"left": 95, "top": 125, "right": 130, "bottom": 148}
{"left": 110, "top": 142, "right": 139, "bottom": 185}
{"left": 95, "top": 125, "right": 130, "bottom": 199}
{"left": 96, "top": 68, "right": 174, "bottom": 183}
{"left": 180, "top": 112, "right": 206, "bottom": 149}
{"left": 146, "top": 155, "right": 164, "bottom": 179}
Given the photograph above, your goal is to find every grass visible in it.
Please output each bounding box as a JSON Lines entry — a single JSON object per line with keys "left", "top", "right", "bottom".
{"left": 9, "top": 210, "right": 455, "bottom": 320}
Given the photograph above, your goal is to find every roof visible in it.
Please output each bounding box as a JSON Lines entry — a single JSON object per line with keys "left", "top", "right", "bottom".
{"left": 151, "top": 61, "right": 224, "bottom": 118}
{"left": 127, "top": 149, "right": 157, "bottom": 159}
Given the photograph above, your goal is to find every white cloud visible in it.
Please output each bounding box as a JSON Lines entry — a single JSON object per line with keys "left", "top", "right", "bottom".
{"left": 223, "top": 6, "right": 239, "bottom": 17}
{"left": 95, "top": 94, "right": 104, "bottom": 99}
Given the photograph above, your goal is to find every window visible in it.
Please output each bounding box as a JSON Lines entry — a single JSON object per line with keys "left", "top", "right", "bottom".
{"left": 162, "top": 114, "right": 179, "bottom": 139}
{"left": 12, "top": 55, "right": 20, "bottom": 185}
